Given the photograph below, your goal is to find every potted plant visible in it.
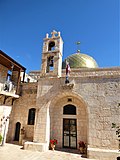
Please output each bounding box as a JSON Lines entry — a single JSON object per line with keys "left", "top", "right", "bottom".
{"left": 78, "top": 141, "right": 86, "bottom": 154}
{"left": 50, "top": 139, "right": 57, "bottom": 151}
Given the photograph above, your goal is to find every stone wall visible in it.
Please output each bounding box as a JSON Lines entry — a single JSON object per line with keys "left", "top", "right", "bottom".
{"left": 6, "top": 67, "right": 120, "bottom": 159}
{"left": 35, "top": 72, "right": 120, "bottom": 151}
{"left": 73, "top": 77, "right": 120, "bottom": 150}
{"left": 7, "top": 82, "right": 37, "bottom": 142}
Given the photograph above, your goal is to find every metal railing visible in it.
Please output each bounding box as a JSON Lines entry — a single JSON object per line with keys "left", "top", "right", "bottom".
{"left": 0, "top": 81, "right": 16, "bottom": 94}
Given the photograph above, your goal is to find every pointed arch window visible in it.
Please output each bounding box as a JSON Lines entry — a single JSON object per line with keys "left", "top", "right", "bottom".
{"left": 28, "top": 108, "right": 36, "bottom": 125}
{"left": 63, "top": 104, "right": 76, "bottom": 115}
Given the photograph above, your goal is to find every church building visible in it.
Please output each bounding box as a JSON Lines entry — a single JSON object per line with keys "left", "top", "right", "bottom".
{"left": 0, "top": 31, "right": 120, "bottom": 160}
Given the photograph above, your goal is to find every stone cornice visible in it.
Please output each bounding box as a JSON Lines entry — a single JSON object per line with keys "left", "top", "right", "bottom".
{"left": 62, "top": 67, "right": 120, "bottom": 78}
{"left": 29, "top": 67, "right": 120, "bottom": 80}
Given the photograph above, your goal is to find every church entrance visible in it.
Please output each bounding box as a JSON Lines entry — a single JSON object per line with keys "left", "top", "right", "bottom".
{"left": 63, "top": 119, "right": 77, "bottom": 149}
{"left": 14, "top": 122, "right": 21, "bottom": 141}
{"left": 50, "top": 96, "right": 87, "bottom": 149}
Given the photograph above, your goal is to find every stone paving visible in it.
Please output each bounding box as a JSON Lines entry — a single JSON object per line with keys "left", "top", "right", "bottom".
{"left": 0, "top": 143, "right": 95, "bottom": 160}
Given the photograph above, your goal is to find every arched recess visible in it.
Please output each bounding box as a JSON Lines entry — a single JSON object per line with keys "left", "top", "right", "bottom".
{"left": 14, "top": 122, "right": 21, "bottom": 141}
{"left": 49, "top": 91, "right": 89, "bottom": 149}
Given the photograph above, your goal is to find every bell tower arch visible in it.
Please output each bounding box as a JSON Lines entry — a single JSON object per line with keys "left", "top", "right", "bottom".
{"left": 41, "top": 30, "right": 63, "bottom": 77}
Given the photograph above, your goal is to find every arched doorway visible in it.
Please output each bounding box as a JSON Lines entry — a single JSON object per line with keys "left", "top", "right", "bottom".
{"left": 63, "top": 104, "right": 77, "bottom": 149}
{"left": 50, "top": 92, "right": 88, "bottom": 149}
{"left": 14, "top": 122, "right": 21, "bottom": 141}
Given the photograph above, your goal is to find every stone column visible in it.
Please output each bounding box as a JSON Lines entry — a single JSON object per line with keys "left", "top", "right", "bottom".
{"left": 24, "top": 101, "right": 50, "bottom": 152}
{"left": 53, "top": 53, "right": 62, "bottom": 77}
{"left": 34, "top": 102, "right": 50, "bottom": 144}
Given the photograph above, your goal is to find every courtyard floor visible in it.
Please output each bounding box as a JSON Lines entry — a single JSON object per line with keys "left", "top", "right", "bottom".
{"left": 0, "top": 143, "right": 95, "bottom": 160}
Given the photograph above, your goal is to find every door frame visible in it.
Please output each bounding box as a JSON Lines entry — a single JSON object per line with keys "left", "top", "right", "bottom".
{"left": 63, "top": 118, "right": 77, "bottom": 149}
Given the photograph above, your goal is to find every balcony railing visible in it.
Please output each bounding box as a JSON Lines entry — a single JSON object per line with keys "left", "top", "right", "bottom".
{"left": 0, "top": 81, "right": 18, "bottom": 96}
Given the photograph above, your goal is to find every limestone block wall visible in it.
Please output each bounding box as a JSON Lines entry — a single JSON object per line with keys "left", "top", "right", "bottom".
{"left": 36, "top": 77, "right": 88, "bottom": 148}
{"left": 7, "top": 82, "right": 37, "bottom": 142}
{"left": 5, "top": 67, "right": 119, "bottom": 152}
{"left": 36, "top": 71, "right": 119, "bottom": 150}
{"left": 73, "top": 76, "right": 120, "bottom": 150}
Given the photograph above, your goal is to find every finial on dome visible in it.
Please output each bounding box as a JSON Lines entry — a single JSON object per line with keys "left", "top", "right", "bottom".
{"left": 76, "top": 41, "right": 80, "bottom": 53}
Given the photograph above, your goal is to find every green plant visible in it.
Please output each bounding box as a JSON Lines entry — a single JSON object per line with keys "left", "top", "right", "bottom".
{"left": 0, "top": 134, "right": 2, "bottom": 143}
{"left": 112, "top": 123, "right": 120, "bottom": 151}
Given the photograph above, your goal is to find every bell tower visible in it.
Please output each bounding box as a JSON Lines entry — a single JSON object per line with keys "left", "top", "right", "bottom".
{"left": 41, "top": 30, "right": 63, "bottom": 77}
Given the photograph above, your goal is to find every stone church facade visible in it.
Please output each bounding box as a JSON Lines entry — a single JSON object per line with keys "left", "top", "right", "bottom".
{"left": 0, "top": 31, "right": 120, "bottom": 159}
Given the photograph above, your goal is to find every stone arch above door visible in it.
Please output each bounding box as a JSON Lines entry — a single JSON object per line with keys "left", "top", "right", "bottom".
{"left": 49, "top": 91, "right": 88, "bottom": 149}
{"left": 50, "top": 91, "right": 88, "bottom": 110}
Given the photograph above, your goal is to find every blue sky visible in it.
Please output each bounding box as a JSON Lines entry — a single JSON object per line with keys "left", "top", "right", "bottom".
{"left": 0, "top": 0, "right": 119, "bottom": 73}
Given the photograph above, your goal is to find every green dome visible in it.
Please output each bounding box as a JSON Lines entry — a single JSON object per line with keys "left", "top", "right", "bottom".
{"left": 62, "top": 53, "right": 98, "bottom": 69}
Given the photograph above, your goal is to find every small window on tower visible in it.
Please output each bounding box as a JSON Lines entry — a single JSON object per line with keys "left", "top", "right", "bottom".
{"left": 46, "top": 56, "right": 54, "bottom": 73}
{"left": 48, "top": 41, "right": 55, "bottom": 51}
